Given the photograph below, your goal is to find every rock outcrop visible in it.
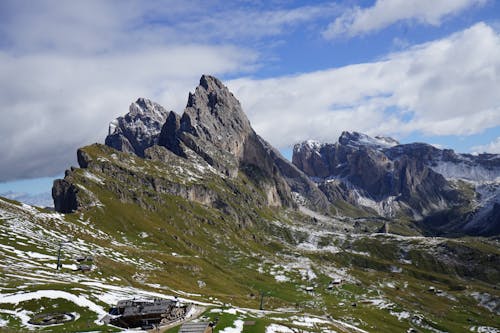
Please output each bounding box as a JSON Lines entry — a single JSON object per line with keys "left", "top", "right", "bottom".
{"left": 52, "top": 177, "right": 79, "bottom": 213}
{"left": 52, "top": 76, "right": 499, "bottom": 236}
{"left": 105, "top": 98, "right": 170, "bottom": 157}
{"left": 54, "top": 75, "right": 331, "bottom": 215}
{"left": 293, "top": 133, "right": 459, "bottom": 218}
{"left": 292, "top": 131, "right": 500, "bottom": 235}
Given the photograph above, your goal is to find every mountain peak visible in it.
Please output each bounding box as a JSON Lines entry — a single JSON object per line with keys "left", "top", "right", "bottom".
{"left": 187, "top": 74, "right": 242, "bottom": 111}
{"left": 339, "top": 131, "right": 398, "bottom": 149}
{"left": 180, "top": 75, "right": 253, "bottom": 173}
{"left": 199, "top": 74, "right": 225, "bottom": 91}
{"left": 105, "top": 98, "right": 170, "bottom": 157}
{"left": 375, "top": 135, "right": 400, "bottom": 146}
{"left": 293, "top": 140, "right": 324, "bottom": 153}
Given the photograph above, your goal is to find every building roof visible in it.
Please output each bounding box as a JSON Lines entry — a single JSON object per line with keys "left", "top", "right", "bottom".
{"left": 179, "top": 321, "right": 210, "bottom": 333}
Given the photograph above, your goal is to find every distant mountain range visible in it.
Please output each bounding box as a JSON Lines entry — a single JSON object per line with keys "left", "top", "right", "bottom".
{"left": 52, "top": 75, "right": 499, "bottom": 236}
{"left": 1, "top": 190, "right": 53, "bottom": 208}
{"left": 2, "top": 75, "right": 498, "bottom": 333}
{"left": 293, "top": 131, "right": 500, "bottom": 236}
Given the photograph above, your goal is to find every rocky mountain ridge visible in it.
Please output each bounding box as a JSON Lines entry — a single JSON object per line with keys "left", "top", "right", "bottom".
{"left": 53, "top": 75, "right": 328, "bottom": 216}
{"left": 53, "top": 75, "right": 499, "bottom": 236}
{"left": 105, "top": 97, "right": 170, "bottom": 157}
{"left": 3, "top": 74, "right": 494, "bottom": 333}
{"left": 293, "top": 132, "right": 500, "bottom": 236}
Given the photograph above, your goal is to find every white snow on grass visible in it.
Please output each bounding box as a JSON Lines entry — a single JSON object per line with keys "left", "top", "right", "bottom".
{"left": 0, "top": 309, "right": 32, "bottom": 327}
{"left": 291, "top": 315, "right": 331, "bottom": 327}
{"left": 82, "top": 170, "right": 105, "bottom": 184}
{"left": 219, "top": 319, "right": 244, "bottom": 333}
{"left": 0, "top": 290, "right": 107, "bottom": 316}
{"left": 25, "top": 251, "right": 56, "bottom": 260}
{"left": 224, "top": 308, "right": 238, "bottom": 315}
{"left": 274, "top": 274, "right": 289, "bottom": 282}
{"left": 390, "top": 310, "right": 411, "bottom": 321}
{"left": 266, "top": 323, "right": 295, "bottom": 333}
{"left": 469, "top": 326, "right": 500, "bottom": 333}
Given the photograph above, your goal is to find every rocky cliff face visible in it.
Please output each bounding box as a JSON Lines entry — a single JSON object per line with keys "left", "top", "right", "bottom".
{"left": 293, "top": 131, "right": 500, "bottom": 235}
{"left": 53, "top": 76, "right": 499, "bottom": 236}
{"left": 52, "top": 177, "right": 78, "bottom": 213}
{"left": 53, "top": 75, "right": 331, "bottom": 216}
{"left": 105, "top": 98, "right": 170, "bottom": 157}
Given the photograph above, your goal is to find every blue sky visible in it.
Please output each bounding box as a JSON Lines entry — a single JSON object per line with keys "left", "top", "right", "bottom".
{"left": 1, "top": 0, "right": 500, "bottom": 197}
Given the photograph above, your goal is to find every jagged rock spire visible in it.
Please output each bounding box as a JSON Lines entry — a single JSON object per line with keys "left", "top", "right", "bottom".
{"left": 180, "top": 75, "right": 253, "bottom": 157}
{"left": 105, "top": 98, "right": 170, "bottom": 157}
{"left": 100, "top": 74, "right": 329, "bottom": 210}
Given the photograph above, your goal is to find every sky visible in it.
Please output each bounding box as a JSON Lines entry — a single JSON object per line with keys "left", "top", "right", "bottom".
{"left": 1, "top": 0, "right": 500, "bottom": 198}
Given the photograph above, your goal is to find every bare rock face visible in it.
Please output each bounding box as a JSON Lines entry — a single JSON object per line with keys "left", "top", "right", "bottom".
{"left": 292, "top": 140, "right": 331, "bottom": 178}
{"left": 158, "top": 111, "right": 183, "bottom": 156}
{"left": 157, "top": 75, "right": 259, "bottom": 178}
{"left": 105, "top": 98, "right": 170, "bottom": 157}
{"left": 182, "top": 75, "right": 252, "bottom": 159}
{"left": 52, "top": 178, "right": 78, "bottom": 213}
{"left": 292, "top": 131, "right": 465, "bottom": 219}
{"left": 57, "top": 75, "right": 331, "bottom": 213}
{"left": 157, "top": 75, "right": 327, "bottom": 210}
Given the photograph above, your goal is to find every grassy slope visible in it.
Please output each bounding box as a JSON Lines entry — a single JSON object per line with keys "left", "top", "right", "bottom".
{"left": 1, "top": 144, "right": 499, "bottom": 332}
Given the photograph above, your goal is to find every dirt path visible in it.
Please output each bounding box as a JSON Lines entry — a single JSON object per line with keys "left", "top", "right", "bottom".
{"left": 147, "top": 305, "right": 207, "bottom": 333}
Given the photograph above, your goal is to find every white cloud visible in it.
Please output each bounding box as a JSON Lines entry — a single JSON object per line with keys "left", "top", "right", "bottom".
{"left": 0, "top": 45, "right": 257, "bottom": 181}
{"left": 228, "top": 23, "right": 500, "bottom": 148}
{"left": 0, "top": 1, "right": 335, "bottom": 53}
{"left": 472, "top": 137, "right": 500, "bottom": 154}
{"left": 172, "top": 4, "right": 339, "bottom": 41}
{"left": 323, "top": 0, "right": 486, "bottom": 39}
{"left": 0, "top": 0, "right": 334, "bottom": 181}
{"left": 1, "top": 1, "right": 498, "bottom": 182}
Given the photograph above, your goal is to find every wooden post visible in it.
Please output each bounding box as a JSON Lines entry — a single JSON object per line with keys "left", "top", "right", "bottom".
{"left": 56, "top": 241, "right": 71, "bottom": 270}
{"left": 56, "top": 242, "right": 63, "bottom": 270}
{"left": 259, "top": 291, "right": 267, "bottom": 310}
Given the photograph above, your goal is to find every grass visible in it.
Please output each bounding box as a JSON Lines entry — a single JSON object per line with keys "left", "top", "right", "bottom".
{"left": 1, "top": 144, "right": 499, "bottom": 332}
{"left": 0, "top": 297, "right": 119, "bottom": 333}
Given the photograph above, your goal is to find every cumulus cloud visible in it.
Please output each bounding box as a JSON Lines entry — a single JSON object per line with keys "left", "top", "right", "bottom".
{"left": 170, "top": 3, "right": 339, "bottom": 42}
{"left": 323, "top": 0, "right": 486, "bottom": 39}
{"left": 0, "top": 0, "right": 334, "bottom": 181}
{"left": 0, "top": 1, "right": 335, "bottom": 53}
{"left": 1, "top": 1, "right": 498, "bottom": 182}
{"left": 229, "top": 23, "right": 500, "bottom": 148}
{"left": 472, "top": 137, "right": 500, "bottom": 154}
{"left": 0, "top": 46, "right": 256, "bottom": 182}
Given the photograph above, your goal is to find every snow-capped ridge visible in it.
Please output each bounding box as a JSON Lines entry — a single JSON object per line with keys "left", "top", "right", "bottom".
{"left": 292, "top": 130, "right": 500, "bottom": 235}
{"left": 339, "top": 131, "right": 399, "bottom": 149}
{"left": 294, "top": 140, "right": 324, "bottom": 153}
{"left": 105, "top": 97, "right": 170, "bottom": 157}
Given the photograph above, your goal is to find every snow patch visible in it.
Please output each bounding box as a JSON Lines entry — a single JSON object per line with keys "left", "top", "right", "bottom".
{"left": 291, "top": 315, "right": 330, "bottom": 327}
{"left": 390, "top": 310, "right": 411, "bottom": 321}
{"left": 266, "top": 324, "right": 295, "bottom": 333}
{"left": 0, "top": 290, "right": 107, "bottom": 324}
{"left": 219, "top": 319, "right": 244, "bottom": 333}
{"left": 469, "top": 326, "right": 499, "bottom": 333}
{"left": 430, "top": 161, "right": 499, "bottom": 182}
{"left": 82, "top": 171, "right": 105, "bottom": 184}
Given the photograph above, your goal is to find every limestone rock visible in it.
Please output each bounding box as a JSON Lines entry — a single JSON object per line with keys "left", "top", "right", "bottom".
{"left": 105, "top": 98, "right": 170, "bottom": 157}
{"left": 52, "top": 178, "right": 78, "bottom": 213}
{"left": 292, "top": 131, "right": 465, "bottom": 219}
